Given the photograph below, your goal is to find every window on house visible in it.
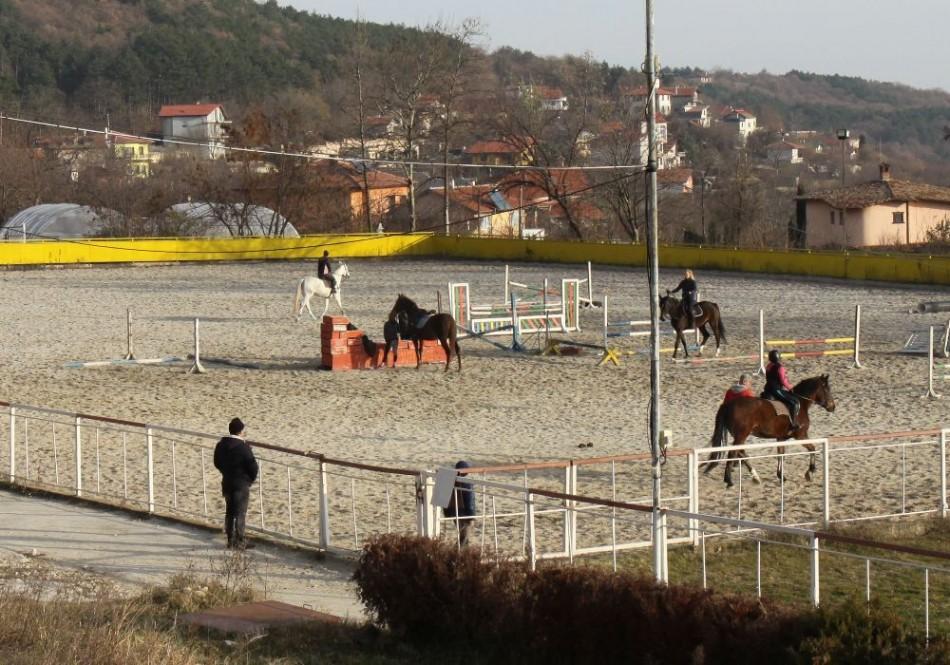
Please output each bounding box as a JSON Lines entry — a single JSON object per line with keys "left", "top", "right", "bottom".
{"left": 892, "top": 212, "right": 905, "bottom": 224}
{"left": 830, "top": 210, "right": 835, "bottom": 225}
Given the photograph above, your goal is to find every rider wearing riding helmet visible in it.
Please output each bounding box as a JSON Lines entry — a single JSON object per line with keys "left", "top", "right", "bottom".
{"left": 764, "top": 349, "right": 800, "bottom": 432}
{"left": 318, "top": 250, "right": 337, "bottom": 295}
{"left": 672, "top": 269, "right": 698, "bottom": 329}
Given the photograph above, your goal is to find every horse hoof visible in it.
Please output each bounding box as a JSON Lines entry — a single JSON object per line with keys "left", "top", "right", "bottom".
{"left": 725, "top": 481, "right": 734, "bottom": 489}
{"left": 804, "top": 471, "right": 813, "bottom": 482}
{"left": 751, "top": 471, "right": 761, "bottom": 484}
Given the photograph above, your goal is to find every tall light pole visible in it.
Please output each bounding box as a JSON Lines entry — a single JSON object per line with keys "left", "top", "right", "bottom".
{"left": 836, "top": 128, "right": 850, "bottom": 186}
{"left": 644, "top": 0, "right": 664, "bottom": 583}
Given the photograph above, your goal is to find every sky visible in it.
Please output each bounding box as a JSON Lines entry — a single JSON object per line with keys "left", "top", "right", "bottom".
{"left": 286, "top": 0, "right": 950, "bottom": 92}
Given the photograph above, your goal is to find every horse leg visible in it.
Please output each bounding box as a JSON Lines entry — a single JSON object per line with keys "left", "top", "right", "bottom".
{"left": 724, "top": 455, "right": 735, "bottom": 488}
{"left": 304, "top": 294, "right": 318, "bottom": 321}
{"left": 320, "top": 297, "right": 330, "bottom": 319}
{"left": 438, "top": 334, "right": 452, "bottom": 372}
{"left": 740, "top": 454, "right": 761, "bottom": 484}
{"left": 415, "top": 339, "right": 422, "bottom": 369}
{"left": 804, "top": 442, "right": 817, "bottom": 482}
{"left": 336, "top": 291, "right": 345, "bottom": 316}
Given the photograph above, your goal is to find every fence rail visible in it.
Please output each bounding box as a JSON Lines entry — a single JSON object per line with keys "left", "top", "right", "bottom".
{"left": 0, "top": 399, "right": 946, "bottom": 633}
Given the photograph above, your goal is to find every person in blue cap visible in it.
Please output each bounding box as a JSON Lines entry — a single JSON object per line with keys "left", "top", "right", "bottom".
{"left": 444, "top": 460, "right": 476, "bottom": 546}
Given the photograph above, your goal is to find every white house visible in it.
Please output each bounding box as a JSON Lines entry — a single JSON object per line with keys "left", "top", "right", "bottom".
{"left": 624, "top": 85, "right": 672, "bottom": 115}
{"left": 158, "top": 104, "right": 230, "bottom": 159}
{"left": 720, "top": 108, "right": 757, "bottom": 143}
{"left": 766, "top": 140, "right": 805, "bottom": 164}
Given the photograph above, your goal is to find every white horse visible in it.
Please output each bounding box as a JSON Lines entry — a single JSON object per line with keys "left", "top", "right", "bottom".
{"left": 293, "top": 262, "right": 350, "bottom": 320}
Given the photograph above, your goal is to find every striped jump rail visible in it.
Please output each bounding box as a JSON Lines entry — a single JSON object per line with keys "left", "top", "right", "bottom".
{"left": 756, "top": 305, "right": 862, "bottom": 374}
{"left": 925, "top": 325, "right": 950, "bottom": 398}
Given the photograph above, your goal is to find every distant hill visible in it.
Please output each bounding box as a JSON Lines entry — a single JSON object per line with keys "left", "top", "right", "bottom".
{"left": 2, "top": 0, "right": 949, "bottom": 181}
{"left": 691, "top": 69, "right": 950, "bottom": 179}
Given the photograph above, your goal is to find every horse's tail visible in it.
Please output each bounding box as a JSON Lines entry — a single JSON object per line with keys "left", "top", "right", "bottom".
{"left": 293, "top": 278, "right": 303, "bottom": 316}
{"left": 708, "top": 403, "right": 729, "bottom": 462}
{"left": 716, "top": 308, "right": 726, "bottom": 343}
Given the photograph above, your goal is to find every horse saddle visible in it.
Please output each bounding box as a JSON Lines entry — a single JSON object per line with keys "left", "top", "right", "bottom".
{"left": 689, "top": 303, "right": 702, "bottom": 316}
{"left": 414, "top": 312, "right": 433, "bottom": 329}
{"left": 764, "top": 400, "right": 791, "bottom": 419}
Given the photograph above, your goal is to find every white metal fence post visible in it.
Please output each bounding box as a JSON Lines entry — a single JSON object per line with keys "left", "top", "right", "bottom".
{"left": 822, "top": 438, "right": 831, "bottom": 524}
{"left": 74, "top": 416, "right": 82, "bottom": 498}
{"left": 526, "top": 491, "right": 537, "bottom": 571}
{"left": 145, "top": 427, "right": 155, "bottom": 514}
{"left": 7, "top": 406, "right": 15, "bottom": 483}
{"left": 688, "top": 450, "right": 699, "bottom": 547}
{"left": 940, "top": 430, "right": 948, "bottom": 519}
{"left": 810, "top": 534, "right": 821, "bottom": 607}
{"left": 659, "top": 510, "right": 669, "bottom": 584}
{"left": 317, "top": 458, "right": 331, "bottom": 549}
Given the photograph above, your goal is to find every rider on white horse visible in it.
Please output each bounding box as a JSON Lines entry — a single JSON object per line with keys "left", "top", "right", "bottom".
{"left": 318, "top": 250, "right": 336, "bottom": 295}
{"left": 294, "top": 262, "right": 350, "bottom": 321}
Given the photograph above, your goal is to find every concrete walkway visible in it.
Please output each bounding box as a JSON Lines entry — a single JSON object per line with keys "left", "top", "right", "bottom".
{"left": 0, "top": 488, "right": 363, "bottom": 619}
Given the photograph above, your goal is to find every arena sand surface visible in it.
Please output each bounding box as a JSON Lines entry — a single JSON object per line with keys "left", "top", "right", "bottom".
{"left": 0, "top": 258, "right": 947, "bottom": 534}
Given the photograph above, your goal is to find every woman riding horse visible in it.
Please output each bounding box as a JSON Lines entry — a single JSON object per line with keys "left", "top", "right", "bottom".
{"left": 706, "top": 374, "right": 836, "bottom": 487}
{"left": 671, "top": 269, "right": 698, "bottom": 329}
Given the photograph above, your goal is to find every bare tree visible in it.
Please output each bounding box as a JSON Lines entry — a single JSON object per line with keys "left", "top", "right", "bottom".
{"left": 493, "top": 53, "right": 605, "bottom": 239}
{"left": 431, "top": 19, "right": 484, "bottom": 234}
{"left": 377, "top": 23, "right": 450, "bottom": 231}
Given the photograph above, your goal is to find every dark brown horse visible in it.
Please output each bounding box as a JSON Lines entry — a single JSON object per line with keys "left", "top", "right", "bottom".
{"left": 389, "top": 295, "right": 461, "bottom": 372}
{"left": 705, "top": 374, "right": 836, "bottom": 487}
{"left": 658, "top": 293, "right": 726, "bottom": 358}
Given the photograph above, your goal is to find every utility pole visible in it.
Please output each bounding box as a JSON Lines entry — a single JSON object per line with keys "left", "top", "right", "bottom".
{"left": 644, "top": 0, "right": 665, "bottom": 584}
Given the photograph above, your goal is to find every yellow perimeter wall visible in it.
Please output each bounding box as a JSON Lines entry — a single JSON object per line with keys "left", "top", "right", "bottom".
{"left": 0, "top": 234, "right": 946, "bottom": 286}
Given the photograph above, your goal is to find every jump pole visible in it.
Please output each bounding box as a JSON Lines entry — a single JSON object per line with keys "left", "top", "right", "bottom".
{"left": 543, "top": 277, "right": 550, "bottom": 350}
{"left": 504, "top": 265, "right": 510, "bottom": 304}
{"left": 757, "top": 306, "right": 861, "bottom": 374}
{"left": 188, "top": 318, "right": 206, "bottom": 374}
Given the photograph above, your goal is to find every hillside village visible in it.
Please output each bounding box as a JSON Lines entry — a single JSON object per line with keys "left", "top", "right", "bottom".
{"left": 2, "top": 0, "right": 949, "bottom": 251}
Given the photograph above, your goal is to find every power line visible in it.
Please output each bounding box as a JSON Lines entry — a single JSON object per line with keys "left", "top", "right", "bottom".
{"left": 0, "top": 113, "right": 648, "bottom": 173}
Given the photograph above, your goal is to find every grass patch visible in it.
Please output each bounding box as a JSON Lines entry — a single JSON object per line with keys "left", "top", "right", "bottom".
{"left": 602, "top": 517, "right": 950, "bottom": 634}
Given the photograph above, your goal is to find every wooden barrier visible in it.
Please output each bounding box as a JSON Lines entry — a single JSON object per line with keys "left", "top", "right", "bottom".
{"left": 756, "top": 306, "right": 862, "bottom": 374}
{"left": 320, "top": 315, "right": 447, "bottom": 371}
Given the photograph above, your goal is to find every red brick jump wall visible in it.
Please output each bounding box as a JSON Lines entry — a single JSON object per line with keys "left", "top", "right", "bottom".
{"left": 320, "top": 315, "right": 449, "bottom": 371}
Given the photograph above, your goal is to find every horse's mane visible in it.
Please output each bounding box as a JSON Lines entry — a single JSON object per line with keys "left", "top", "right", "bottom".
{"left": 792, "top": 375, "right": 828, "bottom": 397}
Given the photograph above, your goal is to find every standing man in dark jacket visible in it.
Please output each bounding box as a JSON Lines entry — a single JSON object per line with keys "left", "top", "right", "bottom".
{"left": 444, "top": 460, "right": 476, "bottom": 546}
{"left": 213, "top": 418, "right": 259, "bottom": 549}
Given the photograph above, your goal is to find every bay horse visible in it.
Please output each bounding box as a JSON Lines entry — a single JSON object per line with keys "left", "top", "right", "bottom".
{"left": 388, "top": 295, "right": 461, "bottom": 372}
{"left": 293, "top": 262, "right": 351, "bottom": 321}
{"left": 658, "top": 292, "right": 726, "bottom": 358}
{"left": 705, "top": 374, "right": 836, "bottom": 488}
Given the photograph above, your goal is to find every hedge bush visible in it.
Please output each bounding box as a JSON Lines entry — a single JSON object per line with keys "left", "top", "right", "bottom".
{"left": 354, "top": 535, "right": 949, "bottom": 665}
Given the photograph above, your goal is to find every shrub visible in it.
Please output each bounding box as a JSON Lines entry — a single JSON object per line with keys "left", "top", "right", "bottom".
{"left": 801, "top": 599, "right": 950, "bottom": 664}
{"left": 354, "top": 534, "right": 528, "bottom": 654}
{"left": 354, "top": 535, "right": 950, "bottom": 665}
